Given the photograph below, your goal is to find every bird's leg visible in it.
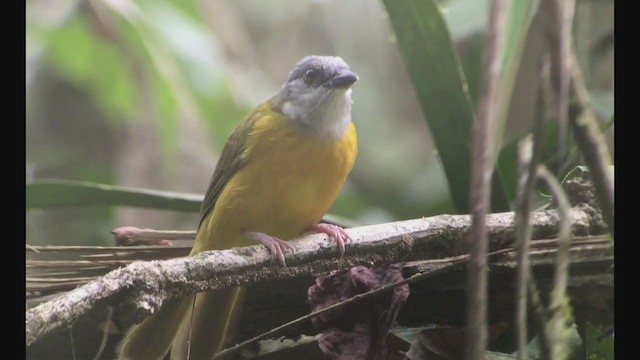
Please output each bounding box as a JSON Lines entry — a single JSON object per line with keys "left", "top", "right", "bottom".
{"left": 309, "top": 223, "right": 351, "bottom": 257}
{"left": 243, "top": 231, "right": 293, "bottom": 267}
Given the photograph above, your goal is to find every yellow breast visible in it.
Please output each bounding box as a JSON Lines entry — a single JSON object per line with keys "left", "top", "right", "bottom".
{"left": 195, "top": 108, "right": 357, "bottom": 252}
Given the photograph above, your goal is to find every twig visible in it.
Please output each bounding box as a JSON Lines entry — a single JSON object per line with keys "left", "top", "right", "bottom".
{"left": 69, "top": 326, "right": 77, "bottom": 360}
{"left": 568, "top": 54, "right": 614, "bottom": 232}
{"left": 537, "top": 165, "right": 573, "bottom": 360}
{"left": 466, "top": 0, "right": 506, "bottom": 358}
{"left": 25, "top": 245, "right": 190, "bottom": 252}
{"left": 216, "top": 234, "right": 613, "bottom": 358}
{"left": 26, "top": 244, "right": 41, "bottom": 253}
{"left": 515, "top": 55, "right": 550, "bottom": 360}
{"left": 557, "top": 0, "right": 576, "bottom": 175}
{"left": 26, "top": 210, "right": 596, "bottom": 347}
{"left": 213, "top": 265, "right": 455, "bottom": 359}
{"left": 541, "top": 0, "right": 613, "bottom": 232}
{"left": 515, "top": 141, "right": 533, "bottom": 360}
{"left": 92, "top": 306, "right": 114, "bottom": 360}
{"left": 214, "top": 247, "right": 516, "bottom": 359}
{"left": 187, "top": 295, "right": 197, "bottom": 360}
{"left": 110, "top": 227, "right": 196, "bottom": 246}
{"left": 527, "top": 277, "right": 551, "bottom": 360}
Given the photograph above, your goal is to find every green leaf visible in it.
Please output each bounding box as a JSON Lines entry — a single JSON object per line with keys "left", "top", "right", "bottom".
{"left": 500, "top": 119, "right": 583, "bottom": 203}
{"left": 492, "top": 0, "right": 540, "bottom": 205}
{"left": 26, "top": 179, "right": 202, "bottom": 212}
{"left": 457, "top": 33, "right": 485, "bottom": 107}
{"left": 561, "top": 165, "right": 614, "bottom": 185}
{"left": 46, "top": 16, "right": 139, "bottom": 121}
{"left": 585, "top": 322, "right": 613, "bottom": 360}
{"left": 441, "top": 0, "right": 489, "bottom": 41}
{"left": 501, "top": 0, "right": 539, "bottom": 71}
{"left": 602, "top": 114, "right": 614, "bottom": 131}
{"left": 382, "top": 0, "right": 510, "bottom": 213}
{"left": 496, "top": 0, "right": 539, "bottom": 137}
{"left": 26, "top": 179, "right": 359, "bottom": 228}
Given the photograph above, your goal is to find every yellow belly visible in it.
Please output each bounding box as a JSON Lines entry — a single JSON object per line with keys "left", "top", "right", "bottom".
{"left": 194, "top": 112, "right": 357, "bottom": 253}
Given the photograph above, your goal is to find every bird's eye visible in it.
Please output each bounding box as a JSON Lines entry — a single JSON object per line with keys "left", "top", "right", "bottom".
{"left": 304, "top": 69, "right": 320, "bottom": 83}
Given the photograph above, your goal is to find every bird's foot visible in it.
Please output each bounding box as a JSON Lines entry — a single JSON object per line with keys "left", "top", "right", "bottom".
{"left": 243, "top": 231, "right": 293, "bottom": 267}
{"left": 309, "top": 223, "right": 351, "bottom": 257}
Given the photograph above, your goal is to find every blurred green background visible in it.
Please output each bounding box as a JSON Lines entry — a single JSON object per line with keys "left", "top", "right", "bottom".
{"left": 26, "top": 0, "right": 613, "bottom": 248}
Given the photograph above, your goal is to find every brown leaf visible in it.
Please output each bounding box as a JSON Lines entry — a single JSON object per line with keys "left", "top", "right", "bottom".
{"left": 308, "top": 264, "right": 410, "bottom": 360}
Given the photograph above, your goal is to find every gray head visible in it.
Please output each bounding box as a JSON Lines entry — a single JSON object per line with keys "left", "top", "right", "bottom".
{"left": 275, "top": 56, "right": 358, "bottom": 139}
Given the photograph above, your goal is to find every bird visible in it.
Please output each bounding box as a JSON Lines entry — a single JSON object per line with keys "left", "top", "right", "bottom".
{"left": 118, "top": 55, "right": 359, "bottom": 360}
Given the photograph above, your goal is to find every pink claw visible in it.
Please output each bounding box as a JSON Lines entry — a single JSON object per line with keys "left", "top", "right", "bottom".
{"left": 243, "top": 231, "right": 293, "bottom": 267}
{"left": 310, "top": 223, "right": 351, "bottom": 257}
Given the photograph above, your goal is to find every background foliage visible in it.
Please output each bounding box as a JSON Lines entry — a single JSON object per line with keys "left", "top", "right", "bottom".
{"left": 26, "top": 0, "right": 613, "bottom": 358}
{"left": 26, "top": 0, "right": 613, "bottom": 249}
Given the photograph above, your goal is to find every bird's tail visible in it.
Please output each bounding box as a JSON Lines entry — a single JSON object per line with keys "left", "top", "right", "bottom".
{"left": 117, "top": 287, "right": 246, "bottom": 360}
{"left": 170, "top": 286, "right": 246, "bottom": 360}
{"left": 117, "top": 296, "right": 193, "bottom": 360}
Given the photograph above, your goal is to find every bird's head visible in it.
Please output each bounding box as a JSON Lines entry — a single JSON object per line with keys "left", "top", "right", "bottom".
{"left": 275, "top": 55, "right": 358, "bottom": 139}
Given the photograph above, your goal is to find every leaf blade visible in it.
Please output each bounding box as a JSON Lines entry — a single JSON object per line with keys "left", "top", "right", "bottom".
{"left": 383, "top": 0, "right": 511, "bottom": 212}
{"left": 26, "top": 179, "right": 202, "bottom": 212}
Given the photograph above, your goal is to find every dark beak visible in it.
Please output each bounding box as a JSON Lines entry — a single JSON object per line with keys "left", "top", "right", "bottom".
{"left": 326, "top": 69, "right": 359, "bottom": 89}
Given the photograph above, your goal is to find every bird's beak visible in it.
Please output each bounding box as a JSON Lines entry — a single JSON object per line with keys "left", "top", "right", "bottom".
{"left": 326, "top": 69, "right": 359, "bottom": 89}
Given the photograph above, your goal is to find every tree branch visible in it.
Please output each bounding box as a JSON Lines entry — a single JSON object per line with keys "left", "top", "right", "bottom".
{"left": 541, "top": 0, "right": 613, "bottom": 232}
{"left": 26, "top": 207, "right": 598, "bottom": 347}
{"left": 568, "top": 55, "right": 614, "bottom": 233}
{"left": 538, "top": 165, "right": 573, "bottom": 360}
{"left": 467, "top": 0, "right": 506, "bottom": 358}
{"left": 515, "top": 54, "right": 550, "bottom": 360}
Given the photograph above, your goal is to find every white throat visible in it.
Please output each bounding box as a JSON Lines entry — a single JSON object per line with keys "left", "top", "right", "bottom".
{"left": 282, "top": 88, "right": 353, "bottom": 140}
